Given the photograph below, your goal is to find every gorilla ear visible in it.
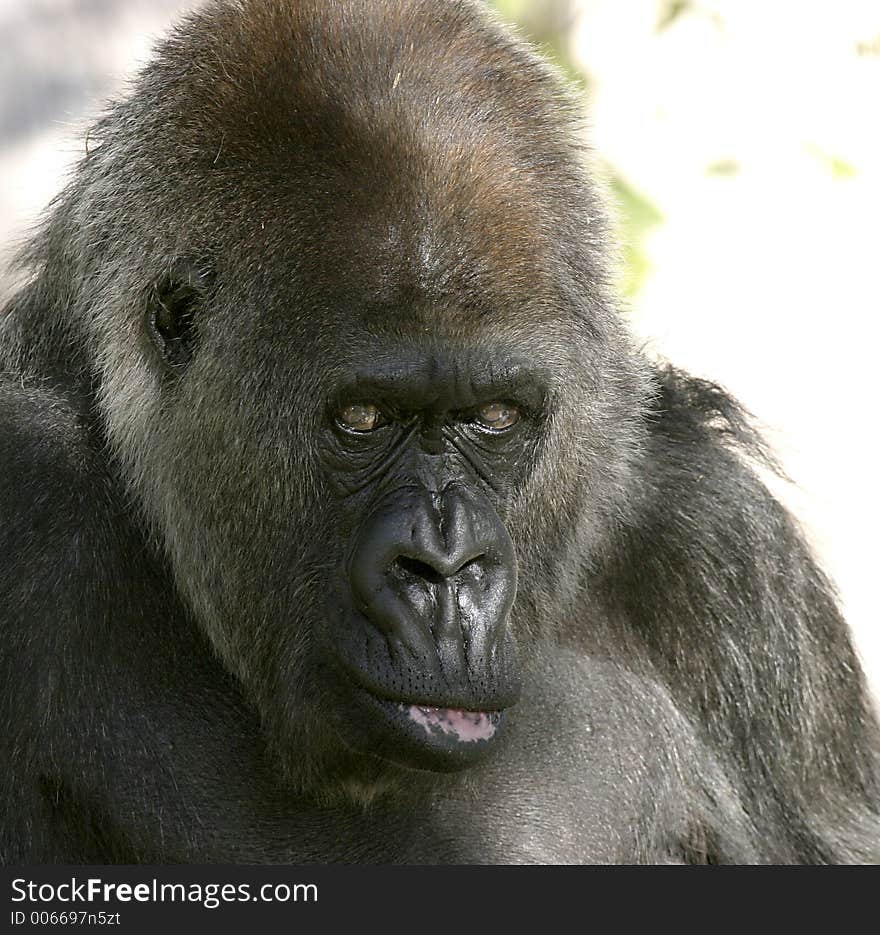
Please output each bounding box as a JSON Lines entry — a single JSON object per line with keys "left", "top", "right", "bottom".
{"left": 146, "top": 260, "right": 213, "bottom": 374}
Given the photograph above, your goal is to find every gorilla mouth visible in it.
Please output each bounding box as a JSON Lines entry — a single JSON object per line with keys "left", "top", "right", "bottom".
{"left": 345, "top": 686, "right": 510, "bottom": 772}
{"left": 402, "top": 704, "right": 502, "bottom": 743}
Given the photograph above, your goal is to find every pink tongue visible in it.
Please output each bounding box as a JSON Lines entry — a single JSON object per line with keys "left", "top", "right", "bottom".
{"left": 403, "top": 704, "right": 497, "bottom": 742}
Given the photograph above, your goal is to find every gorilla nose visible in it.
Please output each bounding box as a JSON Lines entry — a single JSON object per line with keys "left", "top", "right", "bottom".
{"left": 382, "top": 485, "right": 499, "bottom": 597}
{"left": 348, "top": 484, "right": 517, "bottom": 679}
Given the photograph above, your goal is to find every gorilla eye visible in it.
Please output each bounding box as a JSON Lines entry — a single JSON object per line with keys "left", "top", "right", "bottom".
{"left": 474, "top": 402, "right": 520, "bottom": 431}
{"left": 337, "top": 403, "right": 385, "bottom": 433}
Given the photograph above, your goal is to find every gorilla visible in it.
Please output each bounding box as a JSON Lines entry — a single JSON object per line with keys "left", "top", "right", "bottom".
{"left": 1, "top": 0, "right": 878, "bottom": 864}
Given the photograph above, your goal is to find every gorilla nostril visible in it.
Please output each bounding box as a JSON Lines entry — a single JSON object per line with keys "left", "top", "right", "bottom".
{"left": 396, "top": 553, "right": 485, "bottom": 585}
{"left": 397, "top": 556, "right": 446, "bottom": 586}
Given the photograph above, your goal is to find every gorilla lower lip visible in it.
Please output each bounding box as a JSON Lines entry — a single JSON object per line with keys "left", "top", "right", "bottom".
{"left": 403, "top": 704, "right": 500, "bottom": 742}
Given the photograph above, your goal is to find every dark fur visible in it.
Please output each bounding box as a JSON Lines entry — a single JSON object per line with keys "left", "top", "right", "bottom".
{"left": 1, "top": 0, "right": 877, "bottom": 863}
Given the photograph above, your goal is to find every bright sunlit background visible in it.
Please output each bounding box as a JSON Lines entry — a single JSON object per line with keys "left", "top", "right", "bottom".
{"left": 1, "top": 0, "right": 877, "bottom": 699}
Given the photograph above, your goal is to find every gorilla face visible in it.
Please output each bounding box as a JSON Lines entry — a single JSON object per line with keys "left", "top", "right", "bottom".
{"left": 134, "top": 246, "right": 641, "bottom": 784}
{"left": 316, "top": 343, "right": 540, "bottom": 770}
{"left": 141, "top": 268, "right": 593, "bottom": 776}
{"left": 90, "top": 0, "right": 649, "bottom": 786}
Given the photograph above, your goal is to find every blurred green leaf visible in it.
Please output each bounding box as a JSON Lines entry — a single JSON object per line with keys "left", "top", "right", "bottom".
{"left": 706, "top": 159, "right": 741, "bottom": 177}
{"left": 607, "top": 170, "right": 664, "bottom": 298}
{"left": 656, "top": 0, "right": 694, "bottom": 33}
{"left": 806, "top": 145, "right": 858, "bottom": 179}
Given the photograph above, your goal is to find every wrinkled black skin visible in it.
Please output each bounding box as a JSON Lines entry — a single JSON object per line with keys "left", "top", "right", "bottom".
{"left": 317, "top": 349, "right": 525, "bottom": 773}
{"left": 1, "top": 0, "right": 879, "bottom": 864}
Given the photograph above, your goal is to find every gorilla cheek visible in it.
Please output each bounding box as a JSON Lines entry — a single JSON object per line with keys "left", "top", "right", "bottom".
{"left": 318, "top": 484, "right": 521, "bottom": 772}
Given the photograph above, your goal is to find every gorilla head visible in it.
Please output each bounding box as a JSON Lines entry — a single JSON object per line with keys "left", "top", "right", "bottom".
{"left": 4, "top": 0, "right": 879, "bottom": 865}
{"left": 47, "top": 0, "right": 648, "bottom": 784}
